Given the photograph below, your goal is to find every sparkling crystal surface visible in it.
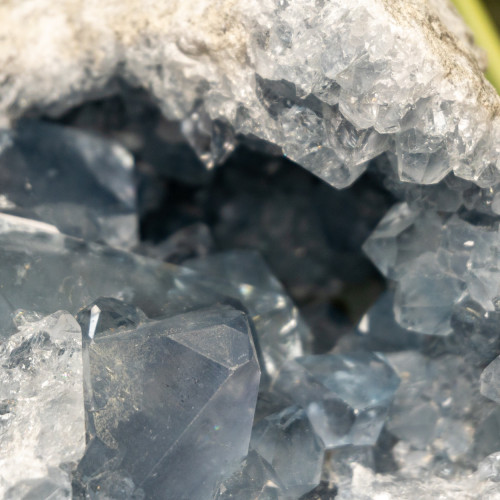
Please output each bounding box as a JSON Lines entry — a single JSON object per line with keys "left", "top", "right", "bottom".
{"left": 0, "top": 311, "right": 85, "bottom": 498}
{"left": 76, "top": 302, "right": 260, "bottom": 500}
{"left": 2, "top": 0, "right": 499, "bottom": 192}
{"left": 274, "top": 352, "right": 399, "bottom": 448}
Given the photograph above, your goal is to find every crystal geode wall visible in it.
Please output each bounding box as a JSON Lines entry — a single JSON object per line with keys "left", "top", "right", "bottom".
{"left": 1, "top": 0, "right": 499, "bottom": 185}
{"left": 2, "top": 0, "right": 500, "bottom": 499}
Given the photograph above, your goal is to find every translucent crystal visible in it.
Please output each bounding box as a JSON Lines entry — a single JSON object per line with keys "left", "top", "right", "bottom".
{"left": 75, "top": 303, "right": 260, "bottom": 499}
{"left": 138, "top": 223, "right": 214, "bottom": 264}
{"left": 0, "top": 214, "right": 204, "bottom": 331}
{"left": 362, "top": 205, "right": 500, "bottom": 336}
{"left": 2, "top": 0, "right": 498, "bottom": 191}
{"left": 394, "top": 252, "right": 466, "bottom": 336}
{"left": 183, "top": 250, "right": 310, "bottom": 378}
{"left": 355, "top": 291, "right": 423, "bottom": 352}
{"left": 249, "top": 406, "right": 324, "bottom": 497}
{"left": 0, "top": 120, "right": 137, "bottom": 249}
{"left": 0, "top": 311, "right": 85, "bottom": 498}
{"left": 214, "top": 450, "right": 282, "bottom": 500}
{"left": 385, "top": 350, "right": 491, "bottom": 469}
{"left": 274, "top": 352, "right": 399, "bottom": 448}
{"left": 481, "top": 356, "right": 500, "bottom": 404}
{"left": 465, "top": 229, "right": 500, "bottom": 312}
{"left": 362, "top": 202, "right": 443, "bottom": 280}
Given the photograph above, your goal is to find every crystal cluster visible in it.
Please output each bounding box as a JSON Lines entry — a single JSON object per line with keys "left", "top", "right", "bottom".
{"left": 0, "top": 112, "right": 405, "bottom": 498}
{"left": 1, "top": 0, "right": 500, "bottom": 498}
{"left": 0, "top": 311, "right": 85, "bottom": 498}
{"left": 1, "top": 0, "right": 499, "bottom": 190}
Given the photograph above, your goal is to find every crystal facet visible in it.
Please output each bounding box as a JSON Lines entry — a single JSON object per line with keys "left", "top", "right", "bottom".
{"left": 75, "top": 303, "right": 260, "bottom": 500}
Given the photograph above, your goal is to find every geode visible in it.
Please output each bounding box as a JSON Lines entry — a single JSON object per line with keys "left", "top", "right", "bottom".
{"left": 1, "top": 0, "right": 500, "bottom": 499}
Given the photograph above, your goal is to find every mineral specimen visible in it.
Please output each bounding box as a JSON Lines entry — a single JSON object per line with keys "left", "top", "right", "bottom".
{"left": 1, "top": 0, "right": 498, "bottom": 191}
{"left": 1, "top": 0, "right": 500, "bottom": 498}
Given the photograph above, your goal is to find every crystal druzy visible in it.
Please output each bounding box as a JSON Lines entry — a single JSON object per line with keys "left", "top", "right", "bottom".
{"left": 1, "top": 0, "right": 500, "bottom": 499}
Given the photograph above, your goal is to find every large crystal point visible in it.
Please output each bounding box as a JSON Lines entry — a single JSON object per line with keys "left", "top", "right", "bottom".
{"left": 0, "top": 311, "right": 85, "bottom": 499}
{"left": 75, "top": 302, "right": 260, "bottom": 500}
{"left": 274, "top": 352, "right": 399, "bottom": 448}
{"left": 0, "top": 120, "right": 137, "bottom": 249}
{"left": 249, "top": 406, "right": 325, "bottom": 498}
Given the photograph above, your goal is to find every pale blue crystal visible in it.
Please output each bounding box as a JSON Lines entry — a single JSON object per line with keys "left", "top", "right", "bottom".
{"left": 249, "top": 406, "right": 324, "bottom": 498}
{"left": 0, "top": 120, "right": 137, "bottom": 249}
{"left": 183, "top": 250, "right": 310, "bottom": 379}
{"left": 274, "top": 352, "right": 399, "bottom": 448}
{"left": 76, "top": 303, "right": 260, "bottom": 500}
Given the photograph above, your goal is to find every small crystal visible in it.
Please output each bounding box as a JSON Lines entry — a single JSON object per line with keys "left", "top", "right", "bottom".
{"left": 250, "top": 406, "right": 324, "bottom": 497}
{"left": 214, "top": 450, "right": 282, "bottom": 500}
{"left": 274, "top": 352, "right": 399, "bottom": 448}
{"left": 394, "top": 252, "right": 466, "bottom": 336}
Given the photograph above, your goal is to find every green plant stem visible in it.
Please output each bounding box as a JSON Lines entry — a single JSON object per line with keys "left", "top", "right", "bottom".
{"left": 451, "top": 0, "right": 500, "bottom": 93}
